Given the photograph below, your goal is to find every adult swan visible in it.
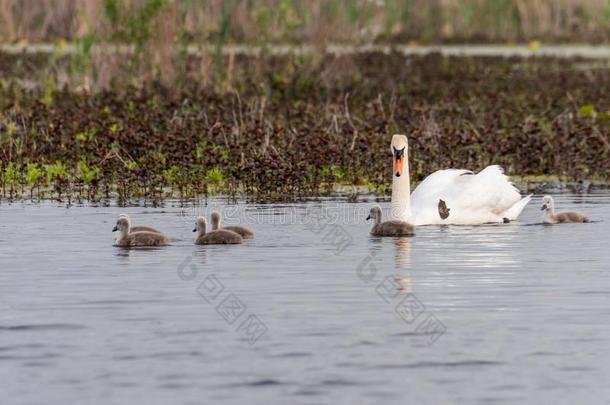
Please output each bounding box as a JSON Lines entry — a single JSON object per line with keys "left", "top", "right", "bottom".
{"left": 390, "top": 134, "right": 531, "bottom": 225}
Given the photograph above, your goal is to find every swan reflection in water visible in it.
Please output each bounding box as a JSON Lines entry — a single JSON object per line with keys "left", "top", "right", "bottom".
{"left": 393, "top": 237, "right": 412, "bottom": 292}
{"left": 362, "top": 236, "right": 412, "bottom": 293}
{"left": 393, "top": 237, "right": 411, "bottom": 270}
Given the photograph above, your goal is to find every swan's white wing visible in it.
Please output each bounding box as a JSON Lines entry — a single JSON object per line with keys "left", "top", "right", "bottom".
{"left": 411, "top": 169, "right": 472, "bottom": 198}
{"left": 411, "top": 165, "right": 528, "bottom": 225}
{"left": 410, "top": 169, "right": 472, "bottom": 224}
{"left": 502, "top": 193, "right": 532, "bottom": 220}
{"left": 458, "top": 165, "right": 522, "bottom": 213}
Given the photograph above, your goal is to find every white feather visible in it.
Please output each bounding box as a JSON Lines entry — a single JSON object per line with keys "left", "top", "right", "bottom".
{"left": 409, "top": 165, "right": 531, "bottom": 225}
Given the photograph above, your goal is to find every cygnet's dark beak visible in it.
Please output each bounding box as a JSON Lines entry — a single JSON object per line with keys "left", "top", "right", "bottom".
{"left": 192, "top": 227, "right": 197, "bottom": 232}
{"left": 366, "top": 215, "right": 371, "bottom": 221}
{"left": 541, "top": 204, "right": 547, "bottom": 211}
{"left": 112, "top": 225, "right": 118, "bottom": 232}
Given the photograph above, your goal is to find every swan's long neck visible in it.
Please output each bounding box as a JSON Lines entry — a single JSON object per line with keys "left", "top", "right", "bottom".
{"left": 198, "top": 220, "right": 207, "bottom": 237}
{"left": 375, "top": 210, "right": 382, "bottom": 225}
{"left": 390, "top": 152, "right": 411, "bottom": 221}
{"left": 543, "top": 200, "right": 555, "bottom": 221}
{"left": 211, "top": 216, "right": 220, "bottom": 230}
{"left": 118, "top": 227, "right": 129, "bottom": 240}
{"left": 121, "top": 220, "right": 131, "bottom": 239}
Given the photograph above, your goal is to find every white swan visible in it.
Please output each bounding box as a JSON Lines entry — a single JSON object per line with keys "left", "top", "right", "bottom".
{"left": 389, "top": 134, "right": 531, "bottom": 225}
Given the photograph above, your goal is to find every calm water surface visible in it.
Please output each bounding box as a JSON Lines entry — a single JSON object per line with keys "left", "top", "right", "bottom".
{"left": 1, "top": 193, "right": 609, "bottom": 404}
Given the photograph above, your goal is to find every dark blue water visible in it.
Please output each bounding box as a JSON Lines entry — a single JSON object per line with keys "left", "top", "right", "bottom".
{"left": 1, "top": 193, "right": 609, "bottom": 404}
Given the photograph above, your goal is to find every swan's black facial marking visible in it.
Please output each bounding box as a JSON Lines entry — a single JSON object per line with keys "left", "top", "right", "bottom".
{"left": 438, "top": 199, "right": 450, "bottom": 220}
{"left": 393, "top": 146, "right": 405, "bottom": 177}
{"left": 393, "top": 146, "right": 405, "bottom": 159}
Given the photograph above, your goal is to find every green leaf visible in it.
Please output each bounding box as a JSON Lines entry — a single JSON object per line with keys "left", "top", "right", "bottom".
{"left": 578, "top": 104, "right": 596, "bottom": 118}
{"left": 78, "top": 160, "right": 101, "bottom": 184}
{"left": 205, "top": 167, "right": 224, "bottom": 185}
{"left": 26, "top": 163, "right": 43, "bottom": 185}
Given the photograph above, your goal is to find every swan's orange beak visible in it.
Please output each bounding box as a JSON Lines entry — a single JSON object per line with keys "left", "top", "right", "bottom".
{"left": 394, "top": 156, "right": 403, "bottom": 177}
{"left": 393, "top": 147, "right": 405, "bottom": 177}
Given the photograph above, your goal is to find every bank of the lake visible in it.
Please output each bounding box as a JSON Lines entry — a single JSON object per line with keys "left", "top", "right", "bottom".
{"left": 1, "top": 52, "right": 608, "bottom": 201}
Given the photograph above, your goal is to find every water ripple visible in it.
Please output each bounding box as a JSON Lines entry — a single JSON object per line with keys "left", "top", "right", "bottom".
{"left": 0, "top": 324, "right": 86, "bottom": 331}
{"left": 375, "top": 360, "right": 504, "bottom": 369}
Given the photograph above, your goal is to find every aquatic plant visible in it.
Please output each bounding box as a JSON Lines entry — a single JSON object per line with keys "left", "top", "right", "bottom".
{"left": 25, "top": 163, "right": 43, "bottom": 199}
{"left": 45, "top": 161, "right": 69, "bottom": 200}
{"left": 0, "top": 52, "right": 607, "bottom": 202}
{"left": 205, "top": 167, "right": 225, "bottom": 195}
{"left": 77, "top": 159, "right": 101, "bottom": 200}
{"left": 3, "top": 162, "right": 21, "bottom": 199}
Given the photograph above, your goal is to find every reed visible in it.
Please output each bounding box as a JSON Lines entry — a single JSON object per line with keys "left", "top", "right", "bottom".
{"left": 0, "top": 0, "right": 608, "bottom": 44}
{"left": 1, "top": 0, "right": 608, "bottom": 91}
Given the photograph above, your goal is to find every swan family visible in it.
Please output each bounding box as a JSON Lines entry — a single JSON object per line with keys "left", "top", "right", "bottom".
{"left": 112, "top": 134, "right": 590, "bottom": 247}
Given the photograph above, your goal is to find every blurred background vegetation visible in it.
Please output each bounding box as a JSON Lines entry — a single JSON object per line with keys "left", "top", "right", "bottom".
{"left": 1, "top": 0, "right": 609, "bottom": 90}
{"left": 1, "top": 0, "right": 610, "bottom": 45}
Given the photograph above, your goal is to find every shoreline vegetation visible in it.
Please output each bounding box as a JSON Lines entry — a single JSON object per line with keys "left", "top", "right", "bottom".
{"left": 1, "top": 178, "right": 608, "bottom": 206}
{"left": 1, "top": 51, "right": 609, "bottom": 203}
{"left": 0, "top": 1, "right": 608, "bottom": 203}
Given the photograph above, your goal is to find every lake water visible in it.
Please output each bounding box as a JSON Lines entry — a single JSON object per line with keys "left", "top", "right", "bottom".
{"left": 1, "top": 193, "right": 609, "bottom": 404}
